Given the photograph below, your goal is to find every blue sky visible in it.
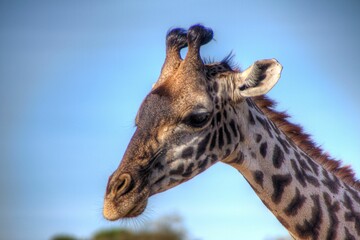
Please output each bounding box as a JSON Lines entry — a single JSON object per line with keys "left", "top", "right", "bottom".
{"left": 1, "top": 1, "right": 360, "bottom": 240}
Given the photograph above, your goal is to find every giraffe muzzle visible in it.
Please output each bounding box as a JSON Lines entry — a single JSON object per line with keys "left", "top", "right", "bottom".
{"left": 103, "top": 172, "right": 149, "bottom": 220}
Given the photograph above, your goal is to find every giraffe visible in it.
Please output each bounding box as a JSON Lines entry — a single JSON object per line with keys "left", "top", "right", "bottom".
{"left": 103, "top": 25, "right": 360, "bottom": 239}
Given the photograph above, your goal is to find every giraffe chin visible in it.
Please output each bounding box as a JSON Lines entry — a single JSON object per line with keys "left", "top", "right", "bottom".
{"left": 125, "top": 199, "right": 148, "bottom": 218}
{"left": 103, "top": 198, "right": 148, "bottom": 220}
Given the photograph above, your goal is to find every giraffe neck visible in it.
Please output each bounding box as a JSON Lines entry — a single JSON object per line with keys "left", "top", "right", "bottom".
{"left": 223, "top": 98, "right": 360, "bottom": 240}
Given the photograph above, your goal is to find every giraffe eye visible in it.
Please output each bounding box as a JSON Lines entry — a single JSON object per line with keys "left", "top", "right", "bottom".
{"left": 184, "top": 112, "right": 211, "bottom": 128}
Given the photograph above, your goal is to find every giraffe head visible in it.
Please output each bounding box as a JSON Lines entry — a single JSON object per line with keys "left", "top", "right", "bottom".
{"left": 103, "top": 25, "right": 282, "bottom": 220}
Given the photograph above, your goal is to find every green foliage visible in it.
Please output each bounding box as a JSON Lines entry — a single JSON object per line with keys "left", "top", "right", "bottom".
{"left": 92, "top": 228, "right": 133, "bottom": 240}
{"left": 51, "top": 214, "right": 186, "bottom": 240}
{"left": 51, "top": 235, "right": 77, "bottom": 240}
{"left": 92, "top": 228, "right": 182, "bottom": 240}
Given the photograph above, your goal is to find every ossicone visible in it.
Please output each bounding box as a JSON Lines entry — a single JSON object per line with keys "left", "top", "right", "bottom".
{"left": 166, "top": 28, "right": 188, "bottom": 52}
{"left": 156, "top": 24, "right": 214, "bottom": 86}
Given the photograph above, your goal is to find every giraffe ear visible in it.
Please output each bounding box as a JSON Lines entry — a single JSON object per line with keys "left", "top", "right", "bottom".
{"left": 232, "top": 59, "right": 282, "bottom": 101}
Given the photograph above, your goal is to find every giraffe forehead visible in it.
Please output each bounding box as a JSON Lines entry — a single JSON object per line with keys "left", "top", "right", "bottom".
{"left": 136, "top": 92, "right": 174, "bottom": 129}
{"left": 153, "top": 72, "right": 211, "bottom": 104}
{"left": 138, "top": 61, "right": 233, "bottom": 128}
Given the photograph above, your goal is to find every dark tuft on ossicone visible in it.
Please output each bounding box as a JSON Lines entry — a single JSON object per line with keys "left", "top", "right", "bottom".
{"left": 187, "top": 24, "right": 214, "bottom": 47}
{"left": 166, "top": 28, "right": 188, "bottom": 51}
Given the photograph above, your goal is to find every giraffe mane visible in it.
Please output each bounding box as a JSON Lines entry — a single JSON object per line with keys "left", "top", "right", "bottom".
{"left": 203, "top": 52, "right": 236, "bottom": 69}
{"left": 253, "top": 95, "right": 360, "bottom": 190}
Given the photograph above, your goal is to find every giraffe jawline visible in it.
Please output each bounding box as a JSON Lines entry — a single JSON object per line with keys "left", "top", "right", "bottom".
{"left": 124, "top": 199, "right": 148, "bottom": 218}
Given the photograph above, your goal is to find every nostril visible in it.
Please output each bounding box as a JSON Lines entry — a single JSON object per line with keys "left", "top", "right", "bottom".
{"left": 116, "top": 179, "right": 125, "bottom": 192}
{"left": 113, "top": 173, "right": 133, "bottom": 197}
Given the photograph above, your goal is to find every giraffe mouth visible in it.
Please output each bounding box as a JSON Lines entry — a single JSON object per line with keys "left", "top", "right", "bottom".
{"left": 103, "top": 196, "right": 148, "bottom": 220}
